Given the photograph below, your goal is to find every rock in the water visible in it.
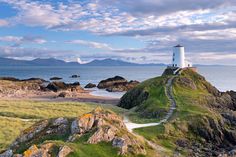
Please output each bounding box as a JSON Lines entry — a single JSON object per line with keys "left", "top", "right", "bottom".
{"left": 70, "top": 75, "right": 80, "bottom": 78}
{"left": 84, "top": 83, "right": 96, "bottom": 88}
{"left": 50, "top": 77, "right": 62, "bottom": 80}
{"left": 0, "top": 77, "right": 20, "bottom": 81}
{"left": 106, "top": 80, "right": 140, "bottom": 92}
{"left": 97, "top": 76, "right": 139, "bottom": 92}
{"left": 97, "top": 76, "right": 127, "bottom": 89}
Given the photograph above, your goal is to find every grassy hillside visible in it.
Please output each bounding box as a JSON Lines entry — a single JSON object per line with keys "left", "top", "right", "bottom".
{"left": 122, "top": 68, "right": 236, "bottom": 156}
{"left": 0, "top": 100, "right": 126, "bottom": 152}
{"left": 119, "top": 76, "right": 171, "bottom": 122}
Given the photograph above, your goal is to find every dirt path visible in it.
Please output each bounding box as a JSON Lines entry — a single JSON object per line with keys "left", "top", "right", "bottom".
{"left": 123, "top": 76, "right": 176, "bottom": 155}
{"left": 123, "top": 76, "right": 176, "bottom": 131}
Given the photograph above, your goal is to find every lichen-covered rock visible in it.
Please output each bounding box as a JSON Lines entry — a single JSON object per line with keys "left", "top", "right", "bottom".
{"left": 0, "top": 149, "right": 13, "bottom": 157}
{"left": 57, "top": 146, "right": 73, "bottom": 157}
{"left": 71, "top": 113, "right": 95, "bottom": 134}
{"left": 6, "top": 107, "right": 145, "bottom": 156}
{"left": 87, "top": 126, "right": 117, "bottom": 143}
{"left": 14, "top": 120, "right": 49, "bottom": 144}
{"left": 112, "top": 137, "right": 127, "bottom": 155}
{"left": 23, "top": 143, "right": 57, "bottom": 157}
{"left": 70, "top": 107, "right": 145, "bottom": 155}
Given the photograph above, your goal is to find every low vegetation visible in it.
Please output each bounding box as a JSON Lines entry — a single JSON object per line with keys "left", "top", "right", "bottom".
{"left": 0, "top": 100, "right": 127, "bottom": 152}
{"left": 133, "top": 69, "right": 236, "bottom": 156}
{"left": 119, "top": 76, "right": 170, "bottom": 121}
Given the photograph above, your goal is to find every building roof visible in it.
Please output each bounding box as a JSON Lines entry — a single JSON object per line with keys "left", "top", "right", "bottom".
{"left": 174, "top": 44, "right": 183, "bottom": 47}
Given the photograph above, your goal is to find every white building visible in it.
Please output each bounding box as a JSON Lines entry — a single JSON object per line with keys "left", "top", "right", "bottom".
{"left": 172, "top": 44, "right": 192, "bottom": 68}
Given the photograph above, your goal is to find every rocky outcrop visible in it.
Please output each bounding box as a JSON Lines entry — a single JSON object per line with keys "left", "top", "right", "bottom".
{"left": 5, "top": 108, "right": 146, "bottom": 156}
{"left": 70, "top": 107, "right": 146, "bottom": 155}
{"left": 46, "top": 81, "right": 82, "bottom": 92}
{"left": 98, "top": 76, "right": 127, "bottom": 89}
{"left": 98, "top": 76, "right": 139, "bottom": 92}
{"left": 84, "top": 83, "right": 96, "bottom": 88}
{"left": 106, "top": 80, "right": 140, "bottom": 92}
{"left": 57, "top": 146, "right": 73, "bottom": 157}
{"left": 50, "top": 77, "right": 62, "bottom": 80}
{"left": 0, "top": 149, "right": 13, "bottom": 157}
{"left": 70, "top": 75, "right": 80, "bottom": 78}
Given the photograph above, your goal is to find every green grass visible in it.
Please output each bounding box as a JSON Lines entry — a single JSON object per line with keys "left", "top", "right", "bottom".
{"left": 0, "top": 100, "right": 127, "bottom": 152}
{"left": 119, "top": 76, "right": 171, "bottom": 120}
{"left": 132, "top": 69, "right": 223, "bottom": 156}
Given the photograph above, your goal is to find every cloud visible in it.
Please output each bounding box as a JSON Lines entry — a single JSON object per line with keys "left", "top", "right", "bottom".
{"left": 0, "top": 19, "right": 8, "bottom": 26}
{"left": 105, "top": 0, "right": 236, "bottom": 16}
{"left": 0, "top": 36, "right": 47, "bottom": 45}
{"left": 67, "top": 40, "right": 112, "bottom": 50}
{"left": 0, "top": 0, "right": 236, "bottom": 64}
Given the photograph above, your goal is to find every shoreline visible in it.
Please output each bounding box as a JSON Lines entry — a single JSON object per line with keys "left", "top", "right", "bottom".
{"left": 0, "top": 90, "right": 120, "bottom": 105}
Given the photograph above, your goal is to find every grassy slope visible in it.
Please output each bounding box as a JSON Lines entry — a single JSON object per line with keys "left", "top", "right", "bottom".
{"left": 119, "top": 76, "right": 170, "bottom": 123}
{"left": 134, "top": 69, "right": 221, "bottom": 156}
{"left": 0, "top": 100, "right": 127, "bottom": 152}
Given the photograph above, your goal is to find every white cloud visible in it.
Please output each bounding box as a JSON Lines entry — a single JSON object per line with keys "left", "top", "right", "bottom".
{"left": 0, "top": 19, "right": 8, "bottom": 26}
{"left": 0, "top": 0, "right": 236, "bottom": 64}
{"left": 0, "top": 36, "right": 47, "bottom": 44}
{"left": 67, "top": 40, "right": 112, "bottom": 50}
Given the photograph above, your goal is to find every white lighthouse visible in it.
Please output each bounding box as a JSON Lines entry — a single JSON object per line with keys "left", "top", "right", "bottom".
{"left": 172, "top": 44, "right": 189, "bottom": 68}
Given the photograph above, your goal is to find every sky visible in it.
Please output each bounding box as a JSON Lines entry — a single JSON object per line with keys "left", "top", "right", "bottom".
{"left": 0, "top": 0, "right": 236, "bottom": 65}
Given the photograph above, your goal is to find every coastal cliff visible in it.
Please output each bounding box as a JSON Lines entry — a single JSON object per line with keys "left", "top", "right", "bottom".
{"left": 119, "top": 68, "right": 236, "bottom": 156}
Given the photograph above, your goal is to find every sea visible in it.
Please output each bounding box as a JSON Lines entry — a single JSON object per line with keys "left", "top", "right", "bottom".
{"left": 0, "top": 66, "right": 235, "bottom": 98}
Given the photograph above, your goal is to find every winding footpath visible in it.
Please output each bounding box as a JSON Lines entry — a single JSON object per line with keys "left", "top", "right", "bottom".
{"left": 124, "top": 76, "right": 177, "bottom": 132}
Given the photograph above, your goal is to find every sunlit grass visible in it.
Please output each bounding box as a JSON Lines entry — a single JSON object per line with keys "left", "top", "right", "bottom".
{"left": 0, "top": 100, "right": 127, "bottom": 151}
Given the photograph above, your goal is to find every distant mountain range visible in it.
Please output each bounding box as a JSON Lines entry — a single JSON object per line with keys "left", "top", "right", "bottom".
{"left": 0, "top": 57, "right": 166, "bottom": 66}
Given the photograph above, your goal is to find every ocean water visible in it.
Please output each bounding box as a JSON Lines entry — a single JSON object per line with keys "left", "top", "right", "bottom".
{"left": 0, "top": 66, "right": 235, "bottom": 97}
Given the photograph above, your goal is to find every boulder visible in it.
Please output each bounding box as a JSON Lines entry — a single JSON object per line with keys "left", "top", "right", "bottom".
{"left": 87, "top": 126, "right": 117, "bottom": 143}
{"left": 23, "top": 143, "right": 56, "bottom": 157}
{"left": 70, "top": 75, "right": 80, "bottom": 78}
{"left": 97, "top": 76, "right": 127, "bottom": 89}
{"left": 70, "top": 107, "right": 145, "bottom": 155}
{"left": 0, "top": 149, "right": 13, "bottom": 157}
{"left": 84, "top": 83, "right": 96, "bottom": 88}
{"left": 46, "top": 81, "right": 67, "bottom": 92}
{"left": 21, "top": 78, "right": 46, "bottom": 83}
{"left": 112, "top": 137, "right": 127, "bottom": 155}
{"left": 58, "top": 92, "right": 68, "bottom": 98}
{"left": 46, "top": 82, "right": 81, "bottom": 92}
{"left": 50, "top": 77, "right": 62, "bottom": 80}
{"left": 0, "top": 77, "right": 20, "bottom": 81}
{"left": 57, "top": 146, "right": 73, "bottom": 157}
{"left": 106, "top": 80, "right": 139, "bottom": 92}
{"left": 71, "top": 113, "right": 95, "bottom": 134}
{"left": 7, "top": 107, "right": 145, "bottom": 156}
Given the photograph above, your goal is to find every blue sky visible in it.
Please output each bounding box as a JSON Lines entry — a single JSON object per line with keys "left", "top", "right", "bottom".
{"left": 0, "top": 0, "right": 236, "bottom": 65}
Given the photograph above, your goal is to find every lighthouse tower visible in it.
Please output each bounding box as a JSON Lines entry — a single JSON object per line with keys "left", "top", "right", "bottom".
{"left": 172, "top": 44, "right": 185, "bottom": 68}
